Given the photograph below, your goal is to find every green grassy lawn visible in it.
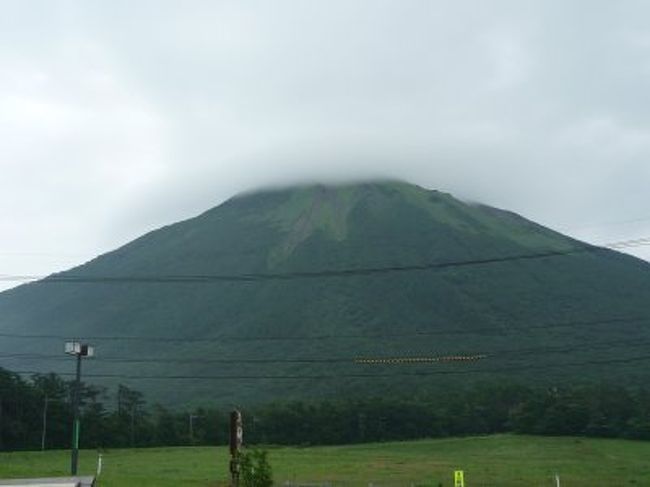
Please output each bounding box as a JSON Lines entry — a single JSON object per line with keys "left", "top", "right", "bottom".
{"left": 2, "top": 434, "right": 650, "bottom": 486}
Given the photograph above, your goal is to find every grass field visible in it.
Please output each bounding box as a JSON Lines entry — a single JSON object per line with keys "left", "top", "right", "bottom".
{"left": 2, "top": 434, "right": 650, "bottom": 486}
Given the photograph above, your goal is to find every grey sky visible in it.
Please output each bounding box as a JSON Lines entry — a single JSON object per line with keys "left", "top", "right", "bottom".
{"left": 1, "top": 0, "right": 650, "bottom": 292}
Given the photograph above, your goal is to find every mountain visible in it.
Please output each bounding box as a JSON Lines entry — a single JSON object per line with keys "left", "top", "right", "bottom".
{"left": 1, "top": 181, "right": 650, "bottom": 405}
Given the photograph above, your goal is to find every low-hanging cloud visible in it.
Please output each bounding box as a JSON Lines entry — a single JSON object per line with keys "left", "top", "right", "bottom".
{"left": 1, "top": 0, "right": 650, "bottom": 291}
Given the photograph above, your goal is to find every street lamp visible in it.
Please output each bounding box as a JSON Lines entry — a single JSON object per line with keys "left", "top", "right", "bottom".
{"left": 65, "top": 341, "right": 94, "bottom": 476}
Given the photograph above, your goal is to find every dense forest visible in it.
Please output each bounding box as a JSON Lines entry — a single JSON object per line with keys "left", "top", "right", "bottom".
{"left": 2, "top": 366, "right": 650, "bottom": 451}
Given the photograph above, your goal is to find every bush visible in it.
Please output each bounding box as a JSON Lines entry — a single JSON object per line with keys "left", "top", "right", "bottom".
{"left": 240, "top": 449, "right": 273, "bottom": 487}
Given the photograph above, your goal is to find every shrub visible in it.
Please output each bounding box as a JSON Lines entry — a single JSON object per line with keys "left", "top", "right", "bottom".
{"left": 240, "top": 448, "right": 273, "bottom": 487}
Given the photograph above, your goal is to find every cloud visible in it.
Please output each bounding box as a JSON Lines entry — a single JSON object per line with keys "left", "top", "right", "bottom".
{"left": 1, "top": 0, "right": 650, "bottom": 291}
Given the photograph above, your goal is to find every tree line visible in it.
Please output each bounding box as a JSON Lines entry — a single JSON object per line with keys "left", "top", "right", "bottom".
{"left": 2, "top": 367, "right": 650, "bottom": 451}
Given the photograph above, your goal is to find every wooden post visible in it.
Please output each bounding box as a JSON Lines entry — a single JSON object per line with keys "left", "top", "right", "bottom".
{"left": 41, "top": 396, "right": 49, "bottom": 451}
{"left": 230, "top": 410, "right": 243, "bottom": 487}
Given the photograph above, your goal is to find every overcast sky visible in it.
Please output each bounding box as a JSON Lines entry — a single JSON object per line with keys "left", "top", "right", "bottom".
{"left": 1, "top": 0, "right": 650, "bottom": 292}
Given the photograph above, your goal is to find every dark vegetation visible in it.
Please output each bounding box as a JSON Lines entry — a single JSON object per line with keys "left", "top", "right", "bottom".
{"left": 240, "top": 449, "right": 273, "bottom": 487}
{"left": 3, "top": 367, "right": 650, "bottom": 452}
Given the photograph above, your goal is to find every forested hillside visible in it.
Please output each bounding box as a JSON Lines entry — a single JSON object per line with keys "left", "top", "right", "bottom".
{"left": 1, "top": 182, "right": 649, "bottom": 405}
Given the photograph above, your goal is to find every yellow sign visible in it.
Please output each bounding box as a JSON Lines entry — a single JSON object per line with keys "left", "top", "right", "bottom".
{"left": 454, "top": 470, "right": 465, "bottom": 487}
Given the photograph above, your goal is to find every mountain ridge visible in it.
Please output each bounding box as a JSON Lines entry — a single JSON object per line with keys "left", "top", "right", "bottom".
{"left": 1, "top": 180, "right": 649, "bottom": 405}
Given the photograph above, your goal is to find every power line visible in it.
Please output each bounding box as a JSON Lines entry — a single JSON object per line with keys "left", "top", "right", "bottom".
{"left": 0, "top": 315, "right": 647, "bottom": 343}
{"left": 560, "top": 216, "right": 650, "bottom": 232}
{"left": 0, "top": 248, "right": 589, "bottom": 283}
{"left": 0, "top": 353, "right": 488, "bottom": 365}
{"left": 9, "top": 354, "right": 650, "bottom": 381}
{"left": 0, "top": 245, "right": 607, "bottom": 284}
{"left": 2, "top": 334, "right": 649, "bottom": 365}
{"left": 1, "top": 234, "right": 649, "bottom": 286}
{"left": 607, "top": 237, "right": 650, "bottom": 249}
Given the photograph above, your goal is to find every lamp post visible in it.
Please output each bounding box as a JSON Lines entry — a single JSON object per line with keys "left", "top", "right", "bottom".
{"left": 65, "top": 341, "right": 94, "bottom": 476}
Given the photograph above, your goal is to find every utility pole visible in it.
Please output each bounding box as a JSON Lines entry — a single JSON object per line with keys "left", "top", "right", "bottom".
{"left": 41, "top": 395, "right": 49, "bottom": 451}
{"left": 130, "top": 405, "right": 136, "bottom": 448}
{"left": 65, "top": 341, "right": 94, "bottom": 476}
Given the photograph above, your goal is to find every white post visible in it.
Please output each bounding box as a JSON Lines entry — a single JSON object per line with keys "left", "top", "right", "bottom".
{"left": 97, "top": 453, "right": 103, "bottom": 477}
{"left": 555, "top": 474, "right": 560, "bottom": 487}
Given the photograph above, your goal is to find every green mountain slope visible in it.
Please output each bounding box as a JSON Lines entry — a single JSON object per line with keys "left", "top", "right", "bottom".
{"left": 1, "top": 181, "right": 649, "bottom": 405}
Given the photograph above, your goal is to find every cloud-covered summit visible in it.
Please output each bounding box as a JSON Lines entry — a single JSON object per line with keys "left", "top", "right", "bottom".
{"left": 1, "top": 1, "right": 649, "bottom": 291}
